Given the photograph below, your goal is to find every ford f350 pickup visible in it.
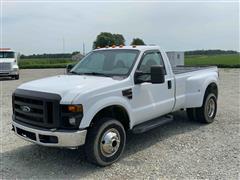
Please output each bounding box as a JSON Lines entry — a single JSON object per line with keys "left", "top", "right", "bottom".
{"left": 12, "top": 46, "right": 218, "bottom": 166}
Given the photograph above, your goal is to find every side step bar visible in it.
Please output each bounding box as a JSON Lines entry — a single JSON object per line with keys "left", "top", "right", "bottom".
{"left": 132, "top": 115, "right": 173, "bottom": 134}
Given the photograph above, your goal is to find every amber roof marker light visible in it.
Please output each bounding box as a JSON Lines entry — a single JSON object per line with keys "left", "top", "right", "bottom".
{"left": 0, "top": 48, "right": 11, "bottom": 51}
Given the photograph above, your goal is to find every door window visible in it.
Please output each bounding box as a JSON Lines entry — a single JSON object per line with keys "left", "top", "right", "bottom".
{"left": 137, "top": 51, "right": 165, "bottom": 81}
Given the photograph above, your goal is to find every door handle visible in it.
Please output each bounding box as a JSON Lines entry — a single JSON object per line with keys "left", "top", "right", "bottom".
{"left": 167, "top": 80, "right": 172, "bottom": 89}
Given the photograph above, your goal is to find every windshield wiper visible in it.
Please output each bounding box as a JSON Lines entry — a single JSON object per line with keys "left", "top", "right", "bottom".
{"left": 69, "top": 71, "right": 80, "bottom": 75}
{"left": 69, "top": 71, "right": 111, "bottom": 77}
{"left": 83, "top": 72, "right": 110, "bottom": 77}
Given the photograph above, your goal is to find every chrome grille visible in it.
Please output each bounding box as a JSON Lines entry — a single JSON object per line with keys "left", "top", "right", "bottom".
{"left": 0, "top": 62, "right": 11, "bottom": 71}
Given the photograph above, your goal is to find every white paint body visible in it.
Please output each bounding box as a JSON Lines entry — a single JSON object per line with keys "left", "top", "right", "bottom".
{"left": 17, "top": 46, "right": 218, "bottom": 131}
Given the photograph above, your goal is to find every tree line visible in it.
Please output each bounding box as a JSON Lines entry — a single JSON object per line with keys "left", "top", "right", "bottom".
{"left": 20, "top": 51, "right": 80, "bottom": 59}
{"left": 185, "top": 50, "right": 238, "bottom": 56}
{"left": 21, "top": 32, "right": 146, "bottom": 58}
{"left": 20, "top": 32, "right": 238, "bottom": 58}
{"left": 21, "top": 49, "right": 238, "bottom": 59}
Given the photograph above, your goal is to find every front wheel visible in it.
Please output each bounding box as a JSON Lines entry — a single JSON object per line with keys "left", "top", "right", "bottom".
{"left": 85, "top": 118, "right": 126, "bottom": 166}
{"left": 15, "top": 75, "right": 19, "bottom": 80}
{"left": 11, "top": 75, "right": 19, "bottom": 80}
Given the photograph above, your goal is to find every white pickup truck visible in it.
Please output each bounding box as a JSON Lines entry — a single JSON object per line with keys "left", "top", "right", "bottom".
{"left": 12, "top": 46, "right": 218, "bottom": 166}
{"left": 0, "top": 48, "right": 19, "bottom": 79}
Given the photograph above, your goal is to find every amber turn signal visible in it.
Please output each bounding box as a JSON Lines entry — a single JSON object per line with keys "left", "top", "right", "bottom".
{"left": 67, "top": 105, "right": 83, "bottom": 113}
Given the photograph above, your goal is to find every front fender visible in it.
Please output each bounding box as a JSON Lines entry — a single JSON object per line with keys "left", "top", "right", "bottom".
{"left": 80, "top": 96, "right": 133, "bottom": 129}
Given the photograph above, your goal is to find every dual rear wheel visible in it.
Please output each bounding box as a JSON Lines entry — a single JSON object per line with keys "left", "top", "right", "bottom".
{"left": 187, "top": 93, "right": 217, "bottom": 123}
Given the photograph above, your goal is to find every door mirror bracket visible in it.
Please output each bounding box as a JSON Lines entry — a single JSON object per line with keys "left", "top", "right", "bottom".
{"left": 66, "top": 64, "right": 74, "bottom": 74}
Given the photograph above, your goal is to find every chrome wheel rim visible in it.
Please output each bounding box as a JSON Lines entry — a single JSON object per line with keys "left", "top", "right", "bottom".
{"left": 100, "top": 128, "right": 121, "bottom": 157}
{"left": 206, "top": 98, "right": 215, "bottom": 118}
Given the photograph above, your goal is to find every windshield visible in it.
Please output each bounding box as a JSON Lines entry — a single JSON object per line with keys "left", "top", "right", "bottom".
{"left": 0, "top": 52, "right": 15, "bottom": 58}
{"left": 71, "top": 49, "right": 139, "bottom": 77}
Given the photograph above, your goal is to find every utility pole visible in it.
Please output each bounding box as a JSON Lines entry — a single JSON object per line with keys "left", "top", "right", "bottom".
{"left": 62, "top": 37, "right": 65, "bottom": 54}
{"left": 83, "top": 42, "right": 85, "bottom": 56}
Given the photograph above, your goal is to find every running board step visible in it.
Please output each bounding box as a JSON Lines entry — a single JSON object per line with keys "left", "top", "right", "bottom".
{"left": 132, "top": 115, "right": 173, "bottom": 134}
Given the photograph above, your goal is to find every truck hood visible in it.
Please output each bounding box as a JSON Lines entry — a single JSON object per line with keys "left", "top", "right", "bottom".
{"left": 18, "top": 75, "right": 120, "bottom": 103}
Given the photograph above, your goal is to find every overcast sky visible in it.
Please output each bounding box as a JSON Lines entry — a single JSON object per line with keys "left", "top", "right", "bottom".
{"left": 2, "top": 1, "right": 239, "bottom": 55}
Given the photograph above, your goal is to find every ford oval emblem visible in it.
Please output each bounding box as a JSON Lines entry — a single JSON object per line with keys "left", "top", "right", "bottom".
{"left": 20, "top": 105, "right": 31, "bottom": 113}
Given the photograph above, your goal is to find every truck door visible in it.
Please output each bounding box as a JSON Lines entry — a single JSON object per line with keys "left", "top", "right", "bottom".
{"left": 131, "top": 50, "right": 175, "bottom": 126}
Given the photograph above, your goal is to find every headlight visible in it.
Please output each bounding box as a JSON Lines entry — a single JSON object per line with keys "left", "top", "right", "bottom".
{"left": 61, "top": 104, "right": 83, "bottom": 129}
{"left": 13, "top": 68, "right": 18, "bottom": 72}
{"left": 69, "top": 117, "right": 77, "bottom": 126}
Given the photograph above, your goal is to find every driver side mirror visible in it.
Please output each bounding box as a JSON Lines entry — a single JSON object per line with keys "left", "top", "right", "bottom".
{"left": 134, "top": 65, "right": 165, "bottom": 84}
{"left": 66, "top": 64, "right": 74, "bottom": 74}
{"left": 151, "top": 65, "right": 165, "bottom": 84}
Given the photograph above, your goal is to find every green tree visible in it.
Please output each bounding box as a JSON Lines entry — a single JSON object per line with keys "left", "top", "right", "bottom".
{"left": 113, "top": 34, "right": 125, "bottom": 46}
{"left": 93, "top": 32, "right": 115, "bottom": 49}
{"left": 72, "top": 51, "right": 80, "bottom": 56}
{"left": 131, "top": 38, "right": 145, "bottom": 45}
{"left": 93, "top": 32, "right": 125, "bottom": 49}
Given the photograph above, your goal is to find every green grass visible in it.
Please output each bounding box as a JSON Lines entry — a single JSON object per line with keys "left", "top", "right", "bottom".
{"left": 19, "top": 58, "right": 75, "bottom": 69}
{"left": 185, "top": 54, "right": 240, "bottom": 67}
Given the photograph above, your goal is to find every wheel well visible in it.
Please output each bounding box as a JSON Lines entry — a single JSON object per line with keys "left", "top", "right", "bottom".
{"left": 205, "top": 83, "right": 218, "bottom": 98}
{"left": 90, "top": 105, "right": 130, "bottom": 130}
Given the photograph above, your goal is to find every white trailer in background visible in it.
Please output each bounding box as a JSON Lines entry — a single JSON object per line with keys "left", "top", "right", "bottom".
{"left": 0, "top": 48, "right": 19, "bottom": 79}
{"left": 166, "top": 51, "right": 184, "bottom": 67}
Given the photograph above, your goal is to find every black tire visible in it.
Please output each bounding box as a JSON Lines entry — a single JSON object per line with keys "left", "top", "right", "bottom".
{"left": 11, "top": 75, "right": 19, "bottom": 80}
{"left": 187, "top": 108, "right": 197, "bottom": 121}
{"left": 15, "top": 75, "right": 19, "bottom": 80}
{"left": 85, "top": 118, "right": 126, "bottom": 166}
{"left": 195, "top": 93, "right": 217, "bottom": 123}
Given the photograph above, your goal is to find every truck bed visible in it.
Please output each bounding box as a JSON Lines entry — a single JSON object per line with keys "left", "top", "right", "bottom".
{"left": 172, "top": 66, "right": 216, "bottom": 75}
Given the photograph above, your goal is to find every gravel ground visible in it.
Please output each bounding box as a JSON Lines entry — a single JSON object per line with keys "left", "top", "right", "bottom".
{"left": 1, "top": 68, "right": 239, "bottom": 179}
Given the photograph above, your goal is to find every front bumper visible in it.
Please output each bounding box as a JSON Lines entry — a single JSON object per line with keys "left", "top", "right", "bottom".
{"left": 12, "top": 121, "right": 87, "bottom": 148}
{"left": 0, "top": 70, "right": 19, "bottom": 76}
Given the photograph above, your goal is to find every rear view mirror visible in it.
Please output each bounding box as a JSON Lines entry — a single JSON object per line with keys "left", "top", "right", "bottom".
{"left": 151, "top": 65, "right": 165, "bottom": 84}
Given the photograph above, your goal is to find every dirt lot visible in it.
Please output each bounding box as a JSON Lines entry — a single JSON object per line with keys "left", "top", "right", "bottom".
{"left": 1, "top": 69, "right": 239, "bottom": 179}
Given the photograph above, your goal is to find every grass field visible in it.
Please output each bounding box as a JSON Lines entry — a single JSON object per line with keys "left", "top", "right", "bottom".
{"left": 185, "top": 54, "right": 240, "bottom": 66}
{"left": 19, "top": 58, "right": 75, "bottom": 69}
{"left": 19, "top": 54, "right": 240, "bottom": 69}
